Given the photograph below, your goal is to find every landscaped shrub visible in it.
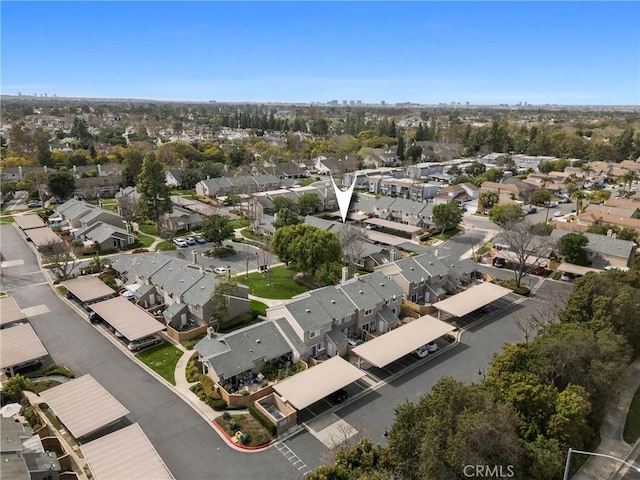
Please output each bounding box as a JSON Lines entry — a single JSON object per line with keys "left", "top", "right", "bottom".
{"left": 101, "top": 275, "right": 117, "bottom": 289}
{"left": 248, "top": 402, "right": 277, "bottom": 436}
{"left": 190, "top": 376, "right": 228, "bottom": 411}
{"left": 222, "top": 411, "right": 231, "bottom": 421}
{"left": 500, "top": 278, "right": 531, "bottom": 296}
{"left": 230, "top": 421, "right": 240, "bottom": 432}
{"left": 240, "top": 432, "right": 252, "bottom": 445}
{"left": 44, "top": 365, "right": 75, "bottom": 378}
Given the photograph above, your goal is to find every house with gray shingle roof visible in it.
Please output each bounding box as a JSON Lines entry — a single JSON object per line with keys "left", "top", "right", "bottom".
{"left": 376, "top": 252, "right": 477, "bottom": 304}
{"left": 74, "top": 222, "right": 135, "bottom": 250}
{"left": 549, "top": 230, "right": 637, "bottom": 269}
{"left": 195, "top": 321, "right": 293, "bottom": 389}
{"left": 111, "top": 253, "right": 249, "bottom": 330}
{"left": 266, "top": 270, "right": 402, "bottom": 359}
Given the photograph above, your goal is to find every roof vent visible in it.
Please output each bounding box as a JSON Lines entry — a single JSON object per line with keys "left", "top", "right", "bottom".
{"left": 256, "top": 339, "right": 261, "bottom": 344}
{"left": 429, "top": 261, "right": 433, "bottom": 265}
{"left": 380, "top": 283, "right": 384, "bottom": 287}
{"left": 359, "top": 290, "right": 363, "bottom": 294}
{"left": 305, "top": 308, "right": 310, "bottom": 313}
{"left": 331, "top": 300, "right": 336, "bottom": 304}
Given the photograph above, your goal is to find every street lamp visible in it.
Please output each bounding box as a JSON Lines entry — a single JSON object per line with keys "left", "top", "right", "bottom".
{"left": 562, "top": 448, "right": 640, "bottom": 480}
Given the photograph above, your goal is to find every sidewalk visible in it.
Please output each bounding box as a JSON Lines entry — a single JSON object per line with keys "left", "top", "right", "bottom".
{"left": 573, "top": 358, "right": 640, "bottom": 479}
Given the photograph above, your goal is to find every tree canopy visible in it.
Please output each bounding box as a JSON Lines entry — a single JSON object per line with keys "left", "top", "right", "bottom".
{"left": 489, "top": 203, "right": 525, "bottom": 227}
{"left": 557, "top": 233, "right": 589, "bottom": 266}
{"left": 431, "top": 203, "right": 463, "bottom": 234}
{"left": 202, "top": 214, "right": 234, "bottom": 247}
{"left": 47, "top": 171, "right": 75, "bottom": 200}
{"left": 137, "top": 152, "right": 172, "bottom": 222}
{"left": 271, "top": 224, "right": 342, "bottom": 282}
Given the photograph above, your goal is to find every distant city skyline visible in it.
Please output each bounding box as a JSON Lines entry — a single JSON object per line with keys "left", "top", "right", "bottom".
{"left": 2, "top": 1, "right": 639, "bottom": 106}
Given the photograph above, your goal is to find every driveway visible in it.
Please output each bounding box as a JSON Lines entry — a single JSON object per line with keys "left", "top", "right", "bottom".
{"left": 0, "top": 224, "right": 302, "bottom": 480}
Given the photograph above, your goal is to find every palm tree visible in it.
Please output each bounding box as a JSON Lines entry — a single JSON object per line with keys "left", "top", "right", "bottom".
{"left": 572, "top": 190, "right": 587, "bottom": 214}
{"left": 621, "top": 170, "right": 638, "bottom": 193}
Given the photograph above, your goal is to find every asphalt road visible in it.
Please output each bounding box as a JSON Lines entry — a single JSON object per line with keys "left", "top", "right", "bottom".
{"left": 0, "top": 224, "right": 300, "bottom": 480}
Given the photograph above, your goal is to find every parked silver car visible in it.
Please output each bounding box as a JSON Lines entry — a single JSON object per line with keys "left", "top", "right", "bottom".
{"left": 128, "top": 334, "right": 162, "bottom": 352}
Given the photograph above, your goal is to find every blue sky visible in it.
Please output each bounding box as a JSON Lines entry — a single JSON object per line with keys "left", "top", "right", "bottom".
{"left": 2, "top": 1, "right": 639, "bottom": 105}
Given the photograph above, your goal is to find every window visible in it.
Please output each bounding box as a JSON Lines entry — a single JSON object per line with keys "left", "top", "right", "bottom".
{"left": 364, "top": 309, "right": 373, "bottom": 316}
{"left": 318, "top": 343, "right": 325, "bottom": 352}
{"left": 309, "top": 329, "right": 320, "bottom": 339}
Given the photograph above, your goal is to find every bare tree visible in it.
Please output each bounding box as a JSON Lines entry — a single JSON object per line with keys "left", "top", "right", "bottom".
{"left": 117, "top": 194, "right": 139, "bottom": 231}
{"left": 499, "top": 219, "right": 550, "bottom": 288}
{"left": 338, "top": 224, "right": 368, "bottom": 274}
{"left": 40, "top": 239, "right": 78, "bottom": 280}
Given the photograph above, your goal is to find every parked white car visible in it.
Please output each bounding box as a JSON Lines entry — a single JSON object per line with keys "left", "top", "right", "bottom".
{"left": 213, "top": 266, "right": 228, "bottom": 275}
{"left": 173, "top": 237, "right": 188, "bottom": 247}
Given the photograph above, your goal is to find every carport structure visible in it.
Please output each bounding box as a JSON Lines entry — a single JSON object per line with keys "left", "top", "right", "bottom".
{"left": 40, "top": 374, "right": 130, "bottom": 440}
{"left": 62, "top": 276, "right": 116, "bottom": 305}
{"left": 81, "top": 423, "right": 175, "bottom": 480}
{"left": 0, "top": 323, "right": 48, "bottom": 375}
{"left": 433, "top": 282, "right": 512, "bottom": 318}
{"left": 351, "top": 315, "right": 455, "bottom": 368}
{"left": 13, "top": 214, "right": 46, "bottom": 231}
{"left": 556, "top": 263, "right": 600, "bottom": 276}
{"left": 272, "top": 356, "right": 365, "bottom": 410}
{"left": 23, "top": 226, "right": 63, "bottom": 249}
{"left": 88, "top": 296, "right": 165, "bottom": 341}
{"left": 0, "top": 296, "right": 25, "bottom": 328}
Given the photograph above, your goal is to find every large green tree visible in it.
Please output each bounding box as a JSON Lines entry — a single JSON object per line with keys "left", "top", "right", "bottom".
{"left": 271, "top": 224, "right": 342, "bottom": 279}
{"left": 47, "top": 171, "right": 75, "bottom": 200}
{"left": 557, "top": 233, "right": 589, "bottom": 266}
{"left": 489, "top": 203, "right": 525, "bottom": 227}
{"left": 297, "top": 193, "right": 321, "bottom": 215}
{"left": 386, "top": 377, "right": 523, "bottom": 480}
{"left": 272, "top": 207, "right": 302, "bottom": 229}
{"left": 202, "top": 214, "right": 234, "bottom": 247}
{"left": 478, "top": 191, "right": 499, "bottom": 212}
{"left": 431, "top": 203, "right": 463, "bottom": 234}
{"left": 137, "top": 152, "right": 172, "bottom": 222}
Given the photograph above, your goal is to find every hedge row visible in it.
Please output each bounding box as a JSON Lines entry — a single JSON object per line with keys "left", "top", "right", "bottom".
{"left": 248, "top": 402, "right": 277, "bottom": 436}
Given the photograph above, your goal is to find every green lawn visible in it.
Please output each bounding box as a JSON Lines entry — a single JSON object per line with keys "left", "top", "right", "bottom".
{"left": 138, "top": 223, "right": 159, "bottom": 236}
{"left": 241, "top": 266, "right": 310, "bottom": 299}
{"left": 0, "top": 216, "right": 15, "bottom": 223}
{"left": 432, "top": 227, "right": 461, "bottom": 241}
{"left": 135, "top": 342, "right": 184, "bottom": 385}
{"left": 624, "top": 385, "right": 640, "bottom": 443}
{"left": 137, "top": 233, "right": 155, "bottom": 248}
{"left": 250, "top": 300, "right": 268, "bottom": 316}
{"left": 157, "top": 240, "right": 177, "bottom": 251}
{"left": 229, "top": 218, "right": 250, "bottom": 229}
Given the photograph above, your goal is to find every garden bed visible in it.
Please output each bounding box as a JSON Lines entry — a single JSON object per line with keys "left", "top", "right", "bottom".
{"left": 214, "top": 412, "right": 274, "bottom": 447}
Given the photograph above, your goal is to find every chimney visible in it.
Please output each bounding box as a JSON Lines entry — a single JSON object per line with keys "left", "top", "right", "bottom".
{"left": 192, "top": 250, "right": 198, "bottom": 264}
{"left": 390, "top": 249, "right": 397, "bottom": 262}
{"left": 341, "top": 266, "right": 348, "bottom": 283}
{"left": 207, "top": 326, "right": 215, "bottom": 339}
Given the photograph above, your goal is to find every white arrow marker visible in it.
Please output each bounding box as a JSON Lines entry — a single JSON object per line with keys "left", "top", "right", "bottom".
{"left": 330, "top": 175, "right": 357, "bottom": 223}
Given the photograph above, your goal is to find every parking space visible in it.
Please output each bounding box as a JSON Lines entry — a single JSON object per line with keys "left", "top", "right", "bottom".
{"left": 296, "top": 378, "right": 370, "bottom": 422}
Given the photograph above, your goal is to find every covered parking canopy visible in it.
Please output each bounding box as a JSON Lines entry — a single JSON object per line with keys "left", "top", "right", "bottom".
{"left": 273, "top": 356, "right": 365, "bottom": 410}
{"left": 364, "top": 217, "right": 424, "bottom": 234}
{"left": 495, "top": 250, "right": 548, "bottom": 267}
{"left": 81, "top": 423, "right": 175, "bottom": 480}
{"left": 62, "top": 276, "right": 115, "bottom": 303}
{"left": 25, "top": 226, "right": 63, "bottom": 248}
{"left": 40, "top": 375, "right": 129, "bottom": 439}
{"left": 433, "top": 282, "right": 512, "bottom": 317}
{"left": 14, "top": 214, "right": 46, "bottom": 230}
{"left": 351, "top": 315, "right": 455, "bottom": 368}
{"left": 0, "top": 296, "right": 25, "bottom": 327}
{"left": 0, "top": 323, "right": 48, "bottom": 370}
{"left": 89, "top": 296, "right": 165, "bottom": 341}
{"left": 556, "top": 263, "right": 601, "bottom": 276}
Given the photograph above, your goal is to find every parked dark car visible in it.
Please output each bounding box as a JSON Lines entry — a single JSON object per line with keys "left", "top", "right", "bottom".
{"left": 328, "top": 388, "right": 348, "bottom": 404}
{"left": 493, "top": 257, "right": 506, "bottom": 268}
{"left": 530, "top": 266, "right": 545, "bottom": 275}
